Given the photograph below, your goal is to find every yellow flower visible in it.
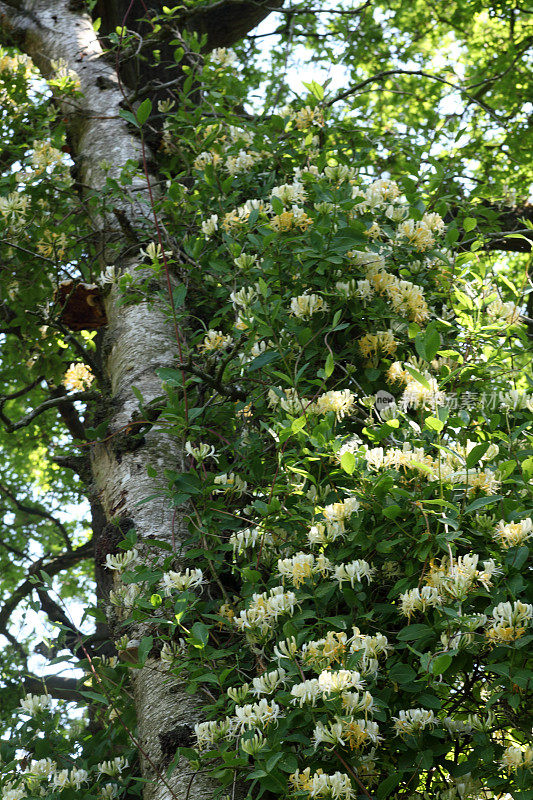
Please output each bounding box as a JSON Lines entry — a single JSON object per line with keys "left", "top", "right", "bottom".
{"left": 63, "top": 363, "right": 95, "bottom": 392}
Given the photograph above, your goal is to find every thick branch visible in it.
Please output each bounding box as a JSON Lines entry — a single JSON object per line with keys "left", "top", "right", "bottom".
{"left": 182, "top": 0, "right": 284, "bottom": 49}
{"left": 24, "top": 673, "right": 81, "bottom": 702}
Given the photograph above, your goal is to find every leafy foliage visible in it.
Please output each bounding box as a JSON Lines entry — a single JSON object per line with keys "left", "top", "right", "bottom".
{"left": 0, "top": 4, "right": 532, "bottom": 800}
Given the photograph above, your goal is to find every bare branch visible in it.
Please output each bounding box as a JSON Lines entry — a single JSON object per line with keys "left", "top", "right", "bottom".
{"left": 0, "top": 541, "right": 93, "bottom": 634}
{"left": 0, "top": 481, "right": 72, "bottom": 551}
{"left": 327, "top": 69, "right": 503, "bottom": 122}
{"left": 0, "top": 391, "right": 97, "bottom": 433}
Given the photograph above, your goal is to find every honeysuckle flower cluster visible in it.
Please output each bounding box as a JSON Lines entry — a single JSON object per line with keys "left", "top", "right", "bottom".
{"left": 19, "top": 693, "right": 51, "bottom": 715}
{"left": 494, "top": 517, "right": 532, "bottom": 548}
{"left": 185, "top": 440, "right": 218, "bottom": 462}
{"left": 290, "top": 292, "right": 327, "bottom": 318}
{"left": 105, "top": 548, "right": 139, "bottom": 572}
{"left": 289, "top": 768, "right": 355, "bottom": 800}
{"left": 198, "top": 329, "right": 233, "bottom": 352}
{"left": 160, "top": 567, "right": 204, "bottom": 595}
{"left": 63, "top": 362, "right": 95, "bottom": 391}
{"left": 232, "top": 586, "right": 298, "bottom": 638}
{"left": 392, "top": 708, "right": 437, "bottom": 737}
{"left": 97, "top": 757, "right": 128, "bottom": 777}
{"left": 485, "top": 600, "right": 532, "bottom": 644}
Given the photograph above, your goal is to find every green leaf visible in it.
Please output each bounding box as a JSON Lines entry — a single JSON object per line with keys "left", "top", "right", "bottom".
{"left": 382, "top": 504, "right": 401, "bottom": 519}
{"left": 464, "top": 495, "right": 502, "bottom": 514}
{"left": 172, "top": 283, "right": 187, "bottom": 308}
{"left": 465, "top": 442, "right": 490, "bottom": 469}
{"left": 389, "top": 662, "right": 416, "bottom": 684}
{"left": 377, "top": 773, "right": 402, "bottom": 799}
{"left": 424, "top": 324, "right": 441, "bottom": 361}
{"left": 302, "top": 80, "right": 324, "bottom": 100}
{"left": 463, "top": 217, "right": 477, "bottom": 232}
{"left": 522, "top": 456, "right": 533, "bottom": 481}
{"left": 190, "top": 622, "right": 209, "bottom": 648}
{"left": 138, "top": 635, "right": 153, "bottom": 666}
{"left": 137, "top": 98, "right": 152, "bottom": 126}
{"left": 340, "top": 451, "right": 355, "bottom": 475}
{"left": 248, "top": 351, "right": 280, "bottom": 371}
{"left": 425, "top": 416, "right": 444, "bottom": 432}
{"left": 397, "top": 624, "right": 434, "bottom": 641}
{"left": 79, "top": 690, "right": 108, "bottom": 705}
{"left": 324, "top": 352, "right": 334, "bottom": 378}
{"left": 498, "top": 459, "right": 516, "bottom": 480}
{"left": 431, "top": 653, "right": 452, "bottom": 675}
{"left": 119, "top": 108, "right": 139, "bottom": 128}
{"left": 402, "top": 364, "right": 430, "bottom": 389}
{"left": 291, "top": 416, "right": 306, "bottom": 434}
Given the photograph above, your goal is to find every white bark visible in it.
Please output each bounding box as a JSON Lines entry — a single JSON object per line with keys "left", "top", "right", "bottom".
{"left": 0, "top": 3, "right": 214, "bottom": 798}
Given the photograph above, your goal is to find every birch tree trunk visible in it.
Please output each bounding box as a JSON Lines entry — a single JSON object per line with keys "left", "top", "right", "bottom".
{"left": 0, "top": 2, "right": 217, "bottom": 798}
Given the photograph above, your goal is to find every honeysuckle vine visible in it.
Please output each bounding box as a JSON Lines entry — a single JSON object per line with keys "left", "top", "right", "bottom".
{"left": 1, "top": 26, "right": 532, "bottom": 800}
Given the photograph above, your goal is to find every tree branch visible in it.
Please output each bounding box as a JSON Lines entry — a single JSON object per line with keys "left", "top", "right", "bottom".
{"left": 0, "top": 481, "right": 72, "bottom": 551}
{"left": 0, "top": 390, "right": 97, "bottom": 433}
{"left": 24, "top": 673, "right": 81, "bottom": 702}
{"left": 327, "top": 68, "right": 503, "bottom": 121}
{"left": 0, "top": 541, "right": 93, "bottom": 634}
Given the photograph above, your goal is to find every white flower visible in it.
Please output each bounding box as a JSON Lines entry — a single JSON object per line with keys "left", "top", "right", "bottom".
{"left": 290, "top": 293, "right": 328, "bottom": 318}
{"left": 213, "top": 472, "right": 247, "bottom": 495}
{"left": 98, "top": 757, "right": 128, "bottom": 777}
{"left": 230, "top": 286, "right": 257, "bottom": 310}
{"left": 185, "top": 441, "right": 218, "bottom": 462}
{"left": 2, "top": 787, "right": 26, "bottom": 800}
{"left": 69, "top": 769, "right": 88, "bottom": 788}
{"left": 53, "top": 769, "right": 70, "bottom": 789}
{"left": 227, "top": 684, "right": 250, "bottom": 703}
{"left": 501, "top": 744, "right": 533, "bottom": 772}
{"left": 318, "top": 669, "right": 364, "bottom": 695}
{"left": 251, "top": 668, "right": 286, "bottom": 696}
{"left": 393, "top": 708, "right": 437, "bottom": 736}
{"left": 290, "top": 678, "right": 321, "bottom": 706}
{"left": 273, "top": 636, "right": 298, "bottom": 660}
{"left": 341, "top": 690, "right": 375, "bottom": 714}
{"left": 19, "top": 693, "right": 51, "bottom": 715}
{"left": 234, "top": 253, "right": 261, "bottom": 270}
{"left": 486, "top": 298, "right": 521, "bottom": 326}
{"left": 161, "top": 568, "right": 204, "bottom": 594}
{"left": 313, "top": 390, "right": 357, "bottom": 421}
{"left": 195, "top": 717, "right": 234, "bottom": 749}
{"left": 201, "top": 214, "right": 218, "bottom": 237}
{"left": 230, "top": 526, "right": 273, "bottom": 554}
{"left": 210, "top": 48, "right": 236, "bottom": 67}
{"left": 28, "top": 758, "right": 54, "bottom": 779}
{"left": 233, "top": 699, "right": 281, "bottom": 731}
{"left": 334, "top": 559, "right": 375, "bottom": 587}
{"left": 494, "top": 517, "right": 533, "bottom": 549}
{"left": 198, "top": 329, "right": 233, "bottom": 353}
{"left": 240, "top": 731, "right": 266, "bottom": 755}
{"left": 233, "top": 586, "right": 297, "bottom": 637}
{"left": 277, "top": 552, "right": 318, "bottom": 587}
{"left": 313, "top": 719, "right": 346, "bottom": 748}
{"left": 105, "top": 548, "right": 138, "bottom": 572}
{"left": 271, "top": 181, "right": 306, "bottom": 205}
{"left": 289, "top": 768, "right": 355, "bottom": 800}
{"left": 400, "top": 586, "right": 441, "bottom": 618}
